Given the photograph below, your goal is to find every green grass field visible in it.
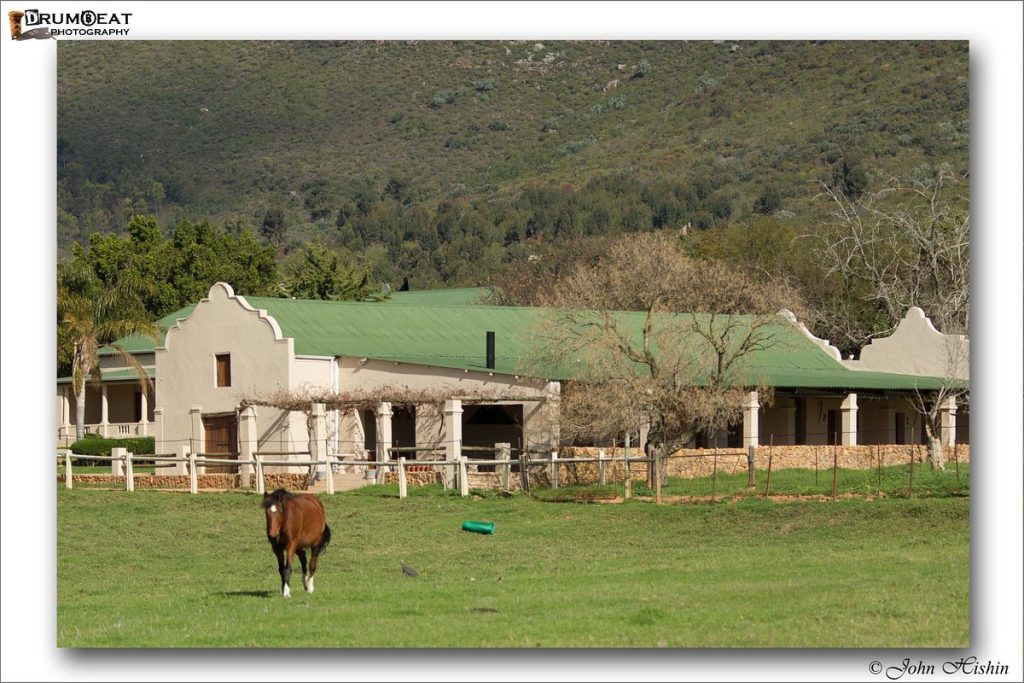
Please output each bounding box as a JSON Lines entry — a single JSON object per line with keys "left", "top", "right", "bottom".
{"left": 57, "top": 483, "right": 968, "bottom": 648}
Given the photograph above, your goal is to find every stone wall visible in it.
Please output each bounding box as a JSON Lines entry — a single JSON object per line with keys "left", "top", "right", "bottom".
{"left": 543, "top": 444, "right": 970, "bottom": 484}
{"left": 58, "top": 472, "right": 311, "bottom": 491}
{"left": 750, "top": 443, "right": 969, "bottom": 472}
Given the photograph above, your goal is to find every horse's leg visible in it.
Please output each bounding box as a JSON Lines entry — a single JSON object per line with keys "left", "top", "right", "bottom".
{"left": 308, "top": 548, "right": 320, "bottom": 593}
{"left": 281, "top": 541, "right": 298, "bottom": 598}
{"left": 297, "top": 549, "right": 310, "bottom": 592}
{"left": 273, "top": 545, "right": 288, "bottom": 598}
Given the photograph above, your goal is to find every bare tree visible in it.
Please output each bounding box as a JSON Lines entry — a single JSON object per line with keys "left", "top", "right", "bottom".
{"left": 813, "top": 168, "right": 969, "bottom": 469}
{"left": 813, "top": 168, "right": 969, "bottom": 344}
{"left": 522, "top": 232, "right": 803, "bottom": 487}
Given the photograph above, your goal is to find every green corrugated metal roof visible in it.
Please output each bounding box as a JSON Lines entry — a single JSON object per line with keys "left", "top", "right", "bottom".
{"left": 57, "top": 366, "right": 156, "bottom": 385}
{"left": 388, "top": 287, "right": 490, "bottom": 306}
{"left": 96, "top": 292, "right": 962, "bottom": 392}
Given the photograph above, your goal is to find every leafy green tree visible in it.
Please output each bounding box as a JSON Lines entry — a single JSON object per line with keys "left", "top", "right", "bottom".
{"left": 280, "top": 243, "right": 385, "bottom": 301}
{"left": 57, "top": 260, "right": 160, "bottom": 440}
{"left": 79, "top": 215, "right": 279, "bottom": 319}
{"left": 261, "top": 207, "right": 287, "bottom": 244}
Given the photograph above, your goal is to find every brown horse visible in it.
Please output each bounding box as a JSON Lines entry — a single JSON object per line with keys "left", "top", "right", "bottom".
{"left": 262, "top": 489, "right": 331, "bottom": 597}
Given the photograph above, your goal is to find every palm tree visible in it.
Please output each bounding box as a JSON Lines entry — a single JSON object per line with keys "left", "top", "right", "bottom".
{"left": 57, "top": 261, "right": 160, "bottom": 440}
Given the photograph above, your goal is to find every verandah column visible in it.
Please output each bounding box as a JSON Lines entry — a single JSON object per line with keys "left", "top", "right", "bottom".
{"left": 375, "top": 402, "right": 393, "bottom": 484}
{"left": 443, "top": 399, "right": 463, "bottom": 489}
{"left": 311, "top": 402, "right": 328, "bottom": 480}
{"left": 139, "top": 387, "right": 149, "bottom": 436}
{"left": 238, "top": 405, "right": 257, "bottom": 487}
{"left": 99, "top": 384, "right": 110, "bottom": 437}
{"left": 939, "top": 396, "right": 957, "bottom": 446}
{"left": 59, "top": 386, "right": 72, "bottom": 442}
{"left": 841, "top": 393, "right": 858, "bottom": 446}
{"left": 742, "top": 391, "right": 760, "bottom": 448}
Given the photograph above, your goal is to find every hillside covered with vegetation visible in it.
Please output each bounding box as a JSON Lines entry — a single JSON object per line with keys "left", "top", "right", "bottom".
{"left": 58, "top": 40, "right": 968, "bottom": 350}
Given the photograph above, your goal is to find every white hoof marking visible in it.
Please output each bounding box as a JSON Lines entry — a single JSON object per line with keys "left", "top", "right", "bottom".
{"left": 282, "top": 584, "right": 291, "bottom": 598}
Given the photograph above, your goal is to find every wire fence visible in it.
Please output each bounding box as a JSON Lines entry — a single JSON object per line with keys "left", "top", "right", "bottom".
{"left": 56, "top": 433, "right": 969, "bottom": 501}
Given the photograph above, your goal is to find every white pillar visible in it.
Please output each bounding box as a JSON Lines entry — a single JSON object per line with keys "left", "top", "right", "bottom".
{"left": 238, "top": 406, "right": 257, "bottom": 486}
{"left": 742, "top": 391, "right": 760, "bottom": 448}
{"left": 841, "top": 393, "right": 858, "bottom": 446}
{"left": 189, "top": 406, "right": 203, "bottom": 454}
{"left": 311, "top": 402, "right": 328, "bottom": 480}
{"left": 139, "top": 388, "right": 149, "bottom": 436}
{"left": 59, "top": 387, "right": 71, "bottom": 440}
{"left": 153, "top": 407, "right": 165, "bottom": 455}
{"left": 100, "top": 384, "right": 110, "bottom": 437}
{"left": 939, "top": 396, "right": 957, "bottom": 447}
{"left": 443, "top": 399, "right": 463, "bottom": 489}
{"left": 375, "top": 402, "right": 393, "bottom": 484}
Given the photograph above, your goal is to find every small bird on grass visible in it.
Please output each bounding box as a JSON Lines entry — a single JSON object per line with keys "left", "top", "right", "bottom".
{"left": 400, "top": 560, "right": 419, "bottom": 578}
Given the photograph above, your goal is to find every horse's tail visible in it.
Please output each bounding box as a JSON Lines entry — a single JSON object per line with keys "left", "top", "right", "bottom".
{"left": 315, "top": 524, "right": 332, "bottom": 555}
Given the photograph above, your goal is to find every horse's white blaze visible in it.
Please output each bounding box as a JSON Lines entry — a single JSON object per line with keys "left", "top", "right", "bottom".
{"left": 282, "top": 583, "right": 291, "bottom": 598}
{"left": 269, "top": 505, "right": 277, "bottom": 512}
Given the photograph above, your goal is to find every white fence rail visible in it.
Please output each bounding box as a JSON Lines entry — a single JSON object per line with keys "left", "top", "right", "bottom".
{"left": 59, "top": 448, "right": 662, "bottom": 499}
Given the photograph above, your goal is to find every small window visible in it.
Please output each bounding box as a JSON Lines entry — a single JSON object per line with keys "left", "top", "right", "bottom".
{"left": 215, "top": 354, "right": 231, "bottom": 387}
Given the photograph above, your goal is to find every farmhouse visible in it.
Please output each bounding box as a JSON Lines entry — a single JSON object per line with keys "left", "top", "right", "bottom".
{"left": 57, "top": 283, "right": 969, "bottom": 472}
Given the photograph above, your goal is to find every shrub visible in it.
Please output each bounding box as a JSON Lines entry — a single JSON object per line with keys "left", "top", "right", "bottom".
{"left": 71, "top": 436, "right": 156, "bottom": 458}
{"left": 429, "top": 89, "right": 461, "bottom": 108}
{"left": 632, "top": 60, "right": 652, "bottom": 79}
{"left": 472, "top": 80, "right": 495, "bottom": 92}
{"left": 753, "top": 186, "right": 782, "bottom": 215}
{"left": 487, "top": 121, "right": 508, "bottom": 131}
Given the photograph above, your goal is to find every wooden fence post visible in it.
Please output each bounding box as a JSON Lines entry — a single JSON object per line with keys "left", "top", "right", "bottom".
{"left": 908, "top": 445, "right": 915, "bottom": 498}
{"left": 832, "top": 441, "right": 838, "bottom": 501}
{"left": 623, "top": 439, "right": 632, "bottom": 500}
{"left": 953, "top": 441, "right": 961, "bottom": 484}
{"left": 814, "top": 446, "right": 819, "bottom": 486}
{"left": 654, "top": 451, "right": 662, "bottom": 505}
{"left": 550, "top": 449, "right": 559, "bottom": 489}
{"left": 876, "top": 444, "right": 882, "bottom": 494}
{"left": 598, "top": 449, "right": 607, "bottom": 485}
{"left": 520, "top": 449, "right": 530, "bottom": 493}
{"left": 458, "top": 456, "right": 469, "bottom": 497}
{"left": 325, "top": 454, "right": 335, "bottom": 495}
{"left": 398, "top": 457, "right": 408, "bottom": 499}
{"left": 65, "top": 452, "right": 73, "bottom": 490}
{"left": 189, "top": 452, "right": 198, "bottom": 494}
{"left": 746, "top": 445, "right": 756, "bottom": 489}
{"left": 711, "top": 449, "right": 718, "bottom": 502}
{"left": 764, "top": 445, "right": 774, "bottom": 498}
{"left": 255, "top": 454, "right": 265, "bottom": 495}
{"left": 125, "top": 451, "right": 135, "bottom": 492}
{"left": 497, "top": 443, "right": 511, "bottom": 492}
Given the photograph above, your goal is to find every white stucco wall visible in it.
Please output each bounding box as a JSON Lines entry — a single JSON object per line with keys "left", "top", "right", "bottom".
{"left": 843, "top": 307, "right": 970, "bottom": 380}
{"left": 154, "top": 283, "right": 296, "bottom": 454}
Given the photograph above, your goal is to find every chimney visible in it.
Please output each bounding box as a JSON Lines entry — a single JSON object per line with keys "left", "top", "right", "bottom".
{"left": 486, "top": 331, "right": 495, "bottom": 370}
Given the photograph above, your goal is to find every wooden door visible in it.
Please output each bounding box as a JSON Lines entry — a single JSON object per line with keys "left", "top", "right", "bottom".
{"left": 203, "top": 415, "right": 238, "bottom": 472}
